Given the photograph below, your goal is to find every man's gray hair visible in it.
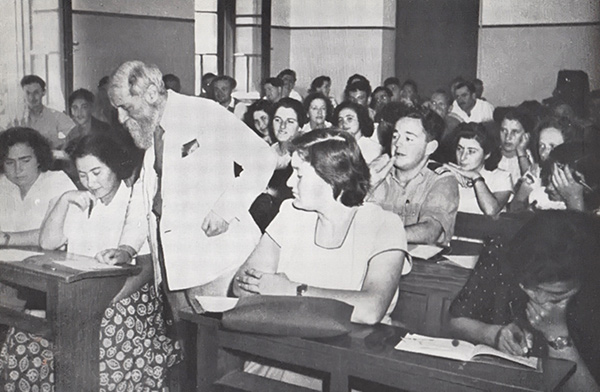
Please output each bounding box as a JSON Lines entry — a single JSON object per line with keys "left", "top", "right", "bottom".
{"left": 110, "top": 60, "right": 167, "bottom": 97}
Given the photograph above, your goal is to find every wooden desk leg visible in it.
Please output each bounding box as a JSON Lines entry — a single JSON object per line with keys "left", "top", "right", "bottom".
{"left": 193, "top": 320, "right": 219, "bottom": 391}
{"left": 47, "top": 277, "right": 126, "bottom": 392}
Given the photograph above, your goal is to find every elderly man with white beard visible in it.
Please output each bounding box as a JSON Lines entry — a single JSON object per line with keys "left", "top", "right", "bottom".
{"left": 104, "top": 61, "right": 277, "bottom": 316}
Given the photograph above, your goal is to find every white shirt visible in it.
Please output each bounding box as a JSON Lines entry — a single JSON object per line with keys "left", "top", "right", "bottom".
{"left": 497, "top": 151, "right": 533, "bottom": 186}
{"left": 458, "top": 168, "right": 513, "bottom": 214}
{"left": 450, "top": 99, "right": 494, "bottom": 123}
{"left": 0, "top": 170, "right": 75, "bottom": 232}
{"left": 64, "top": 182, "right": 149, "bottom": 257}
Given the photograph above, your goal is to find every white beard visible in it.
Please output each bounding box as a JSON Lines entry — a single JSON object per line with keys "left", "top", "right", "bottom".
{"left": 124, "top": 117, "right": 154, "bottom": 149}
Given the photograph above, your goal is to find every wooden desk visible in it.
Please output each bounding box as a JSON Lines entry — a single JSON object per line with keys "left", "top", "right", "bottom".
{"left": 392, "top": 260, "right": 471, "bottom": 337}
{"left": 180, "top": 311, "right": 575, "bottom": 392}
{"left": 0, "top": 250, "right": 140, "bottom": 391}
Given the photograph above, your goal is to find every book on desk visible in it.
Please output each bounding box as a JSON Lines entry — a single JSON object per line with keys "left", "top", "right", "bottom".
{"left": 395, "top": 333, "right": 540, "bottom": 370}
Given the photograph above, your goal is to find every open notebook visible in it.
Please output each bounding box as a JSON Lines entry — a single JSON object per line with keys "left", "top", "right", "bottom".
{"left": 395, "top": 333, "right": 540, "bottom": 369}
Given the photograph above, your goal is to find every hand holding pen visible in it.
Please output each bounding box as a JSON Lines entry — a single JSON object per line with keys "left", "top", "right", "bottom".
{"left": 495, "top": 322, "right": 533, "bottom": 357}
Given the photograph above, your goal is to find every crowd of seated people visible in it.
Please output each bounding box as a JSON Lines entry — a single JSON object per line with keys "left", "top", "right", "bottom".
{"left": 1, "top": 63, "right": 599, "bottom": 392}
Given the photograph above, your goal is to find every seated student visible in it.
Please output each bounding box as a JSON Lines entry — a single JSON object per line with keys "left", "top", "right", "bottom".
{"left": 497, "top": 109, "right": 535, "bottom": 186}
{"left": 450, "top": 80, "right": 495, "bottom": 123}
{"left": 541, "top": 142, "right": 600, "bottom": 214}
{"left": 162, "top": 73, "right": 181, "bottom": 93}
{"left": 383, "top": 76, "right": 402, "bottom": 103}
{"left": 13, "top": 75, "right": 75, "bottom": 150}
{"left": 235, "top": 129, "right": 409, "bottom": 389}
{"left": 301, "top": 92, "right": 332, "bottom": 133}
{"left": 399, "top": 79, "right": 420, "bottom": 107}
{"left": 211, "top": 75, "right": 247, "bottom": 119}
{"left": 370, "top": 86, "right": 392, "bottom": 118}
{"left": 369, "top": 105, "right": 459, "bottom": 245}
{"left": 243, "top": 99, "right": 274, "bottom": 144}
{"left": 334, "top": 101, "right": 381, "bottom": 164}
{"left": 0, "top": 127, "right": 75, "bottom": 247}
{"left": 344, "top": 80, "right": 376, "bottom": 120}
{"left": 250, "top": 98, "right": 305, "bottom": 232}
{"left": 308, "top": 75, "right": 337, "bottom": 108}
{"left": 64, "top": 88, "right": 112, "bottom": 147}
{"left": 449, "top": 211, "right": 600, "bottom": 391}
{"left": 0, "top": 134, "right": 182, "bottom": 392}
{"left": 277, "top": 69, "right": 303, "bottom": 101}
{"left": 263, "top": 77, "right": 284, "bottom": 104}
{"left": 510, "top": 116, "right": 579, "bottom": 211}
{"left": 443, "top": 122, "right": 513, "bottom": 215}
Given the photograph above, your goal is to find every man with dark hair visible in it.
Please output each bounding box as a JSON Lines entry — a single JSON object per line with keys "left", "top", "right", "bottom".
{"left": 345, "top": 81, "right": 376, "bottom": 120}
{"left": 211, "top": 75, "right": 247, "bottom": 119}
{"left": 263, "top": 77, "right": 284, "bottom": 104}
{"left": 277, "top": 69, "right": 302, "bottom": 101}
{"left": 17, "top": 75, "right": 74, "bottom": 150}
{"left": 450, "top": 80, "right": 494, "bottom": 123}
{"left": 64, "top": 88, "right": 112, "bottom": 147}
{"left": 200, "top": 72, "right": 217, "bottom": 99}
{"left": 384, "top": 77, "right": 402, "bottom": 103}
{"left": 162, "top": 73, "right": 181, "bottom": 93}
{"left": 368, "top": 106, "right": 459, "bottom": 245}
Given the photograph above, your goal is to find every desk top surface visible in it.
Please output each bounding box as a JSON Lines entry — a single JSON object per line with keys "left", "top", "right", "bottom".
{"left": 181, "top": 309, "right": 575, "bottom": 391}
{"left": 0, "top": 248, "right": 141, "bottom": 283}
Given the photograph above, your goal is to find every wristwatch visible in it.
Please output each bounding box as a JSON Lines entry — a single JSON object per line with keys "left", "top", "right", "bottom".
{"left": 468, "top": 176, "right": 485, "bottom": 187}
{"left": 296, "top": 283, "right": 308, "bottom": 296}
{"left": 547, "top": 335, "right": 573, "bottom": 350}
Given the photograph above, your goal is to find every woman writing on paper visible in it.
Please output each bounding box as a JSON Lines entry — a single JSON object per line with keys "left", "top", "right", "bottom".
{"left": 1, "top": 134, "right": 181, "bottom": 392}
{"left": 449, "top": 211, "right": 600, "bottom": 391}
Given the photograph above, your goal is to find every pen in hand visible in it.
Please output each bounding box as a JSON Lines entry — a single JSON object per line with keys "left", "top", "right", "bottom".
{"left": 88, "top": 199, "right": 94, "bottom": 218}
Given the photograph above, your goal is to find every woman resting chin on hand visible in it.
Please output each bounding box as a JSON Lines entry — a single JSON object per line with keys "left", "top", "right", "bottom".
{"left": 449, "top": 211, "right": 600, "bottom": 392}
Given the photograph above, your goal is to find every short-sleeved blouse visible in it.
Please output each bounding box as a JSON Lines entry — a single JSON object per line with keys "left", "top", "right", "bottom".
{"left": 0, "top": 170, "right": 75, "bottom": 232}
{"left": 458, "top": 168, "right": 513, "bottom": 214}
{"left": 63, "top": 182, "right": 149, "bottom": 257}
{"left": 267, "top": 200, "right": 410, "bottom": 323}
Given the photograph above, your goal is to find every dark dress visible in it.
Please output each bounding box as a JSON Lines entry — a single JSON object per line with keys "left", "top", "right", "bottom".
{"left": 449, "top": 242, "right": 600, "bottom": 385}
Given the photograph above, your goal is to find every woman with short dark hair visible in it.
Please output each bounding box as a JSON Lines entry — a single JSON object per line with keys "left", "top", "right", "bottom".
{"left": 334, "top": 101, "right": 381, "bottom": 163}
{"left": 243, "top": 99, "right": 274, "bottom": 144}
{"left": 449, "top": 211, "right": 600, "bottom": 391}
{"left": 301, "top": 92, "right": 332, "bottom": 133}
{"left": 0, "top": 127, "right": 75, "bottom": 246}
{"left": 443, "top": 122, "right": 512, "bottom": 215}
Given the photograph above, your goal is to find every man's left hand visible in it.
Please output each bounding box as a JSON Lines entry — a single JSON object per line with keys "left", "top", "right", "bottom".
{"left": 202, "top": 210, "right": 230, "bottom": 237}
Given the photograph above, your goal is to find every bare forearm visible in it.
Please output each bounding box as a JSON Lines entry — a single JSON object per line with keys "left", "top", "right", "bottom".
{"left": 302, "top": 286, "right": 393, "bottom": 325}
{"left": 449, "top": 317, "right": 502, "bottom": 347}
{"left": 405, "top": 220, "right": 443, "bottom": 244}
{"left": 39, "top": 197, "right": 70, "bottom": 249}
{"left": 2, "top": 229, "right": 40, "bottom": 247}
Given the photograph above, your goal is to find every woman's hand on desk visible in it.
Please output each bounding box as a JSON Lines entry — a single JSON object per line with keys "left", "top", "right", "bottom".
{"left": 495, "top": 322, "right": 533, "bottom": 357}
{"left": 236, "top": 268, "right": 296, "bottom": 296}
{"left": 95, "top": 245, "right": 136, "bottom": 265}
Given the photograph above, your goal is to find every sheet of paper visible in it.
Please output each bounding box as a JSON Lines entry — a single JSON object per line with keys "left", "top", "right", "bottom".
{"left": 407, "top": 244, "right": 444, "bottom": 260}
{"left": 195, "top": 296, "right": 239, "bottom": 312}
{"left": 444, "top": 255, "right": 479, "bottom": 269}
{"left": 54, "top": 256, "right": 122, "bottom": 271}
{"left": 0, "top": 249, "right": 44, "bottom": 262}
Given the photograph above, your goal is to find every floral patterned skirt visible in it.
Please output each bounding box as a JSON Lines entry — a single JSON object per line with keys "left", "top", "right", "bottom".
{"left": 0, "top": 283, "right": 182, "bottom": 392}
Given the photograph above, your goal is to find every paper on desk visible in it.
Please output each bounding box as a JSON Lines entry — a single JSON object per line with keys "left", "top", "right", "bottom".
{"left": 53, "top": 255, "right": 122, "bottom": 271}
{"left": 407, "top": 244, "right": 443, "bottom": 260}
{"left": 0, "top": 249, "right": 44, "bottom": 262}
{"left": 444, "top": 255, "right": 479, "bottom": 269}
{"left": 195, "top": 296, "right": 238, "bottom": 312}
